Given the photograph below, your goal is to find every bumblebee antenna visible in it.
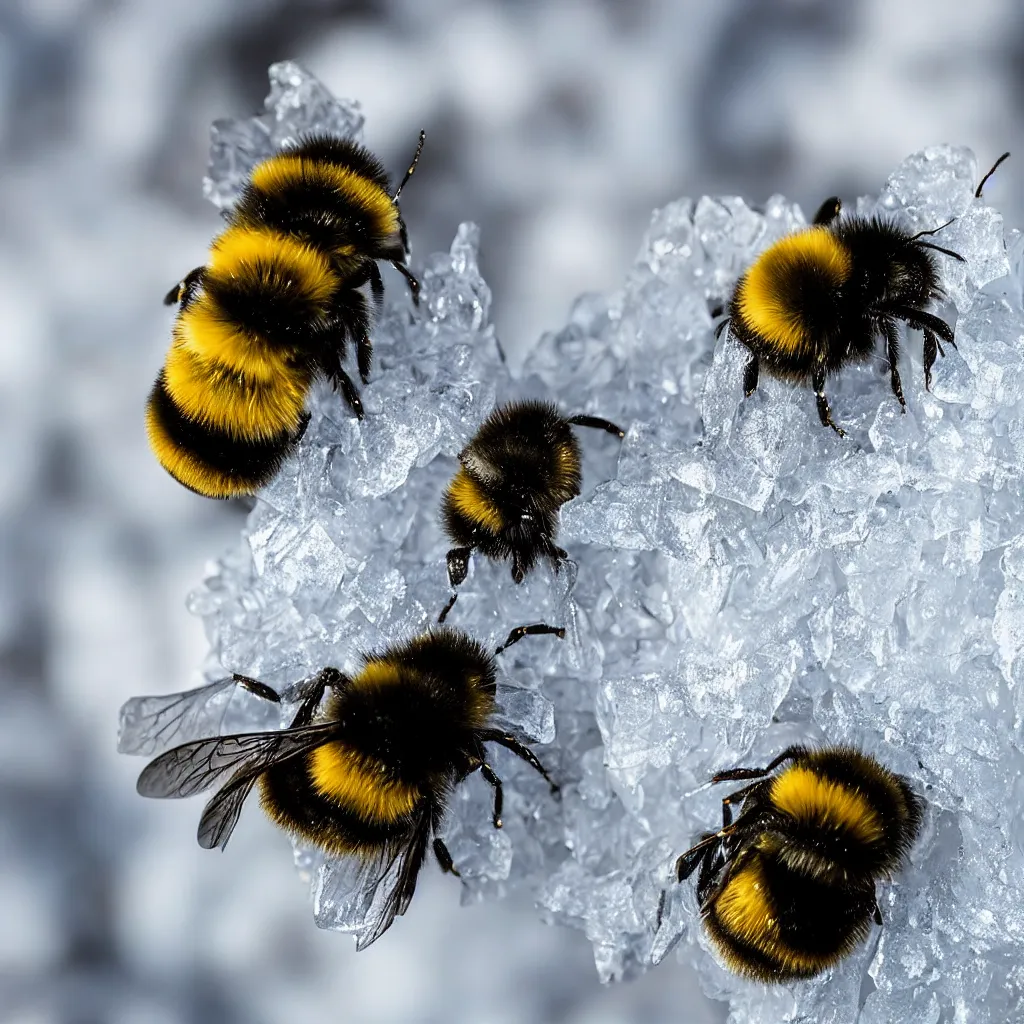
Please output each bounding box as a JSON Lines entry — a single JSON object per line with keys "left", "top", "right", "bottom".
{"left": 394, "top": 130, "right": 426, "bottom": 202}
{"left": 911, "top": 217, "right": 955, "bottom": 240}
{"left": 976, "top": 151, "right": 1010, "bottom": 199}
{"left": 909, "top": 218, "right": 966, "bottom": 261}
{"left": 916, "top": 241, "right": 966, "bottom": 263}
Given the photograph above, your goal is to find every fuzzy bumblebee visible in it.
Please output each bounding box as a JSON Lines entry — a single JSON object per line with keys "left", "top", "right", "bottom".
{"left": 439, "top": 400, "right": 624, "bottom": 608}
{"left": 134, "top": 622, "right": 563, "bottom": 948}
{"left": 675, "top": 745, "right": 923, "bottom": 982}
{"left": 720, "top": 193, "right": 969, "bottom": 435}
{"left": 147, "top": 132, "right": 425, "bottom": 499}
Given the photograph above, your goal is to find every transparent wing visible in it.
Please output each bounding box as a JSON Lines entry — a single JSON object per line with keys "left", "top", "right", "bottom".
{"left": 118, "top": 678, "right": 236, "bottom": 756}
{"left": 197, "top": 770, "right": 261, "bottom": 850}
{"left": 312, "top": 807, "right": 434, "bottom": 948}
{"left": 354, "top": 810, "right": 433, "bottom": 950}
{"left": 136, "top": 722, "right": 337, "bottom": 800}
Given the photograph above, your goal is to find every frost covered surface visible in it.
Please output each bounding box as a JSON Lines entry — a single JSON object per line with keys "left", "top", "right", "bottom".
{"left": 120, "top": 64, "right": 1024, "bottom": 1021}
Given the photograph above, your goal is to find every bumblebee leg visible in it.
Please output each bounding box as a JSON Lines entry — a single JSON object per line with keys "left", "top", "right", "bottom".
{"left": 329, "top": 367, "right": 365, "bottom": 420}
{"left": 479, "top": 762, "right": 504, "bottom": 828}
{"left": 164, "top": 266, "right": 205, "bottom": 307}
{"left": 287, "top": 671, "right": 344, "bottom": 728}
{"left": 393, "top": 262, "right": 421, "bottom": 306}
{"left": 813, "top": 365, "right": 846, "bottom": 437}
{"left": 357, "top": 334, "right": 373, "bottom": 385}
{"left": 718, "top": 779, "right": 770, "bottom": 827}
{"left": 495, "top": 623, "right": 566, "bottom": 655}
{"left": 695, "top": 844, "right": 727, "bottom": 906}
{"left": 880, "top": 321, "right": 906, "bottom": 411}
{"left": 368, "top": 261, "right": 385, "bottom": 311}
{"left": 231, "top": 674, "right": 281, "bottom": 703}
{"left": 511, "top": 553, "right": 527, "bottom": 584}
{"left": 317, "top": 667, "right": 354, "bottom": 693}
{"left": 446, "top": 547, "right": 472, "bottom": 587}
{"left": 437, "top": 592, "right": 458, "bottom": 624}
{"left": 676, "top": 832, "right": 717, "bottom": 882}
{"left": 433, "top": 837, "right": 461, "bottom": 877}
{"left": 873, "top": 901, "right": 883, "bottom": 926}
{"left": 813, "top": 196, "right": 842, "bottom": 225}
{"left": 883, "top": 305, "right": 956, "bottom": 348}
{"left": 922, "top": 328, "right": 939, "bottom": 392}
{"left": 478, "top": 728, "right": 559, "bottom": 795}
{"left": 567, "top": 414, "right": 625, "bottom": 439}
{"left": 710, "top": 745, "right": 805, "bottom": 785}
{"left": 743, "top": 352, "right": 760, "bottom": 397}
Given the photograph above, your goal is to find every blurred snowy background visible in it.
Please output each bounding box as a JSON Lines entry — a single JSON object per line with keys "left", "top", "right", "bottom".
{"left": 1, "top": 1, "right": 1021, "bottom": 1022}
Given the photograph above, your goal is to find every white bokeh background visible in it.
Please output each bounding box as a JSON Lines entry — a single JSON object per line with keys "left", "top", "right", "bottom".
{"left": 1, "top": 1, "right": 1020, "bottom": 1021}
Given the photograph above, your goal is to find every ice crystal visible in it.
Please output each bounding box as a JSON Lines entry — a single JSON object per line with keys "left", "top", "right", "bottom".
{"left": 121, "top": 64, "right": 1024, "bottom": 1021}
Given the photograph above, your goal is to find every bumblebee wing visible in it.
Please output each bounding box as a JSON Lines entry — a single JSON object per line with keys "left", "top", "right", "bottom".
{"left": 136, "top": 722, "right": 337, "bottom": 800}
{"left": 119, "top": 678, "right": 237, "bottom": 757}
{"left": 196, "top": 770, "right": 260, "bottom": 851}
{"left": 354, "top": 809, "right": 433, "bottom": 951}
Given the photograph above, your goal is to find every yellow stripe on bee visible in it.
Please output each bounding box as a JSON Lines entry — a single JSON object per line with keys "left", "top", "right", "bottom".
{"left": 351, "top": 660, "right": 405, "bottom": 691}
{"left": 712, "top": 856, "right": 832, "bottom": 976}
{"left": 309, "top": 742, "right": 420, "bottom": 824}
{"left": 207, "top": 225, "right": 338, "bottom": 306}
{"left": 250, "top": 154, "right": 401, "bottom": 245}
{"left": 553, "top": 439, "right": 582, "bottom": 502}
{"left": 714, "top": 855, "right": 777, "bottom": 948}
{"left": 145, "top": 399, "right": 248, "bottom": 498}
{"left": 737, "top": 227, "right": 852, "bottom": 354}
{"left": 162, "top": 340, "right": 308, "bottom": 439}
{"left": 446, "top": 467, "right": 503, "bottom": 533}
{"left": 174, "top": 295, "right": 304, "bottom": 376}
{"left": 770, "top": 765, "right": 883, "bottom": 845}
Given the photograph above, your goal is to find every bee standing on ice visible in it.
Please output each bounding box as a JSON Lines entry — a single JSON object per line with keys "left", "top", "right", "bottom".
{"left": 719, "top": 153, "right": 1009, "bottom": 435}
{"left": 439, "top": 400, "right": 624, "bottom": 617}
{"left": 147, "top": 132, "right": 425, "bottom": 499}
{"left": 674, "top": 745, "right": 923, "bottom": 982}
{"left": 132, "top": 623, "right": 563, "bottom": 948}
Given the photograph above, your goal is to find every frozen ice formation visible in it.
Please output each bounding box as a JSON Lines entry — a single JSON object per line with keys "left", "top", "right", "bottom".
{"left": 120, "top": 63, "right": 1024, "bottom": 1020}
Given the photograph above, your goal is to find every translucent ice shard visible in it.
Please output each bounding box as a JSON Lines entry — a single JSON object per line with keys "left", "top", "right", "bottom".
{"left": 120, "top": 63, "right": 1024, "bottom": 1019}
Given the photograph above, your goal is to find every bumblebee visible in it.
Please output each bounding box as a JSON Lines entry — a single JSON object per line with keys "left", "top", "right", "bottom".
{"left": 149, "top": 132, "right": 425, "bottom": 499}
{"left": 719, "top": 196, "right": 967, "bottom": 435}
{"left": 134, "top": 622, "right": 563, "bottom": 948}
{"left": 722, "top": 153, "right": 1010, "bottom": 435}
{"left": 675, "top": 745, "right": 923, "bottom": 982}
{"left": 439, "top": 400, "right": 624, "bottom": 614}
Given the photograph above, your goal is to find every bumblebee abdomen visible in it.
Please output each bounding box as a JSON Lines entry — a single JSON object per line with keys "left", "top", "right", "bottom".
{"left": 706, "top": 849, "right": 874, "bottom": 981}
{"left": 162, "top": 336, "right": 309, "bottom": 441}
{"left": 145, "top": 372, "right": 300, "bottom": 499}
{"left": 307, "top": 741, "right": 423, "bottom": 824}
{"left": 733, "top": 227, "right": 852, "bottom": 362}
{"left": 259, "top": 755, "right": 417, "bottom": 858}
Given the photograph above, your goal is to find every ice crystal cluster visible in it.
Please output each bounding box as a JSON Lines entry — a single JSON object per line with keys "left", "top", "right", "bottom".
{"left": 120, "top": 63, "right": 1024, "bottom": 1021}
